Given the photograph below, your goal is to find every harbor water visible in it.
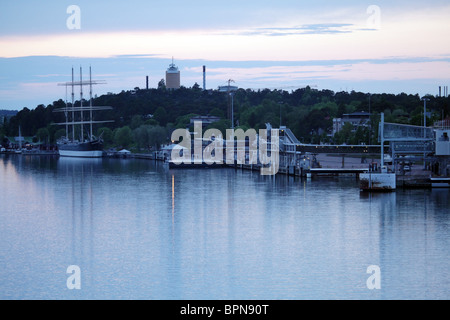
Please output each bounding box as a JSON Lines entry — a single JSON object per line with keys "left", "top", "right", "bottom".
{"left": 0, "top": 155, "right": 449, "bottom": 300}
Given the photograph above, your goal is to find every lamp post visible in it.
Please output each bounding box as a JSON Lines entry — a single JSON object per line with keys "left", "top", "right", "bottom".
{"left": 230, "top": 91, "right": 235, "bottom": 130}
{"left": 368, "top": 93, "right": 373, "bottom": 163}
{"left": 218, "top": 80, "right": 238, "bottom": 130}
{"left": 423, "top": 97, "right": 429, "bottom": 135}
{"left": 368, "top": 93, "right": 371, "bottom": 146}
{"left": 422, "top": 97, "right": 430, "bottom": 170}
{"left": 279, "top": 101, "right": 283, "bottom": 127}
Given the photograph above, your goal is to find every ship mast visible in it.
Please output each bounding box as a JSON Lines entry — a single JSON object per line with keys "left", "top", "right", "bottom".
{"left": 89, "top": 66, "right": 93, "bottom": 140}
{"left": 64, "top": 78, "right": 68, "bottom": 139}
{"left": 80, "top": 66, "right": 84, "bottom": 142}
{"left": 71, "top": 67, "right": 75, "bottom": 141}
{"left": 55, "top": 67, "right": 113, "bottom": 140}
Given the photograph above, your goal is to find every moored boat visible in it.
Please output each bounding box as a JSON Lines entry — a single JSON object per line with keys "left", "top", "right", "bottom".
{"left": 57, "top": 138, "right": 104, "bottom": 158}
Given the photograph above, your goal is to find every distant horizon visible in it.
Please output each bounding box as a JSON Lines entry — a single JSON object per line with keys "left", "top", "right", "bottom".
{"left": 0, "top": 57, "right": 446, "bottom": 113}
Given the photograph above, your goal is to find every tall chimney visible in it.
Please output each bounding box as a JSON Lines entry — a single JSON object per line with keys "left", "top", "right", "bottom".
{"left": 146, "top": 76, "right": 149, "bottom": 90}
{"left": 203, "top": 65, "right": 206, "bottom": 91}
{"left": 439, "top": 86, "right": 442, "bottom": 97}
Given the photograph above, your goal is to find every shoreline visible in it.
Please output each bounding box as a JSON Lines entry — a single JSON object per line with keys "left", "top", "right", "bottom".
{"left": 1, "top": 150, "right": 442, "bottom": 189}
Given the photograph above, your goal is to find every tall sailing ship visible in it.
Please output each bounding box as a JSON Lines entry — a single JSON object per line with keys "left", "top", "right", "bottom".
{"left": 54, "top": 67, "right": 113, "bottom": 158}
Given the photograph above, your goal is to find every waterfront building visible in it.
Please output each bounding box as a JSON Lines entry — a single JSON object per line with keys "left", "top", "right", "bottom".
{"left": 333, "top": 111, "right": 371, "bottom": 135}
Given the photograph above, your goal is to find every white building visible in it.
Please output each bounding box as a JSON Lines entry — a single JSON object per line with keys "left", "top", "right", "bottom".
{"left": 333, "top": 111, "right": 371, "bottom": 135}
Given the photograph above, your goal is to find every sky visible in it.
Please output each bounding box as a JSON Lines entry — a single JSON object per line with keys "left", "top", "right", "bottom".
{"left": 0, "top": 0, "right": 450, "bottom": 110}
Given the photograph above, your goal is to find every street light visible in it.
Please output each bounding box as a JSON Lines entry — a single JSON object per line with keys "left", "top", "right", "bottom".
{"left": 279, "top": 101, "right": 284, "bottom": 127}
{"left": 422, "top": 97, "right": 430, "bottom": 170}
{"left": 422, "top": 97, "right": 430, "bottom": 138}
{"left": 218, "top": 80, "right": 238, "bottom": 129}
{"left": 368, "top": 93, "right": 371, "bottom": 146}
{"left": 230, "top": 91, "right": 235, "bottom": 129}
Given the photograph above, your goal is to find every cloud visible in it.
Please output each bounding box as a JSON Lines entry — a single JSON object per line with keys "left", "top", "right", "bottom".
{"left": 239, "top": 23, "right": 356, "bottom": 37}
{"left": 1, "top": 2, "right": 450, "bottom": 63}
{"left": 34, "top": 74, "right": 67, "bottom": 78}
{"left": 186, "top": 58, "right": 450, "bottom": 86}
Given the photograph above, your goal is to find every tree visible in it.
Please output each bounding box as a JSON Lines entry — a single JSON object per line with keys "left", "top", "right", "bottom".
{"left": 334, "top": 122, "right": 353, "bottom": 145}
{"left": 174, "top": 113, "right": 198, "bottom": 129}
{"left": 97, "top": 127, "right": 113, "bottom": 145}
{"left": 133, "top": 124, "right": 168, "bottom": 150}
{"left": 209, "top": 107, "right": 225, "bottom": 118}
{"left": 130, "top": 114, "right": 143, "bottom": 129}
{"left": 0, "top": 120, "right": 6, "bottom": 142}
{"left": 36, "top": 127, "right": 50, "bottom": 143}
{"left": 6, "top": 85, "right": 450, "bottom": 149}
{"left": 133, "top": 125, "right": 150, "bottom": 150}
{"left": 144, "top": 118, "right": 158, "bottom": 126}
{"left": 206, "top": 119, "right": 231, "bottom": 137}
{"left": 154, "top": 107, "right": 168, "bottom": 126}
{"left": 148, "top": 125, "right": 168, "bottom": 150}
{"left": 337, "top": 103, "right": 346, "bottom": 117}
{"left": 1, "top": 135, "right": 8, "bottom": 148}
{"left": 351, "top": 126, "right": 366, "bottom": 145}
{"left": 114, "top": 126, "right": 133, "bottom": 148}
{"left": 54, "top": 128, "right": 66, "bottom": 142}
{"left": 158, "top": 79, "right": 166, "bottom": 90}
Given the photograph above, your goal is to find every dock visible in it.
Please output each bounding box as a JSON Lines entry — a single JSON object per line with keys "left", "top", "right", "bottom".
{"left": 396, "top": 175, "right": 432, "bottom": 188}
{"left": 4, "top": 117, "right": 446, "bottom": 190}
{"left": 310, "top": 168, "right": 368, "bottom": 175}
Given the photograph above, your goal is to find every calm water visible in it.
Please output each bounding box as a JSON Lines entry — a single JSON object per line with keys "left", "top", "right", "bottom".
{"left": 0, "top": 155, "right": 449, "bottom": 300}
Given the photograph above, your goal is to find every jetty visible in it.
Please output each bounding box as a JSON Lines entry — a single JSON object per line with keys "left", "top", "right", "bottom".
{"left": 161, "top": 115, "right": 450, "bottom": 189}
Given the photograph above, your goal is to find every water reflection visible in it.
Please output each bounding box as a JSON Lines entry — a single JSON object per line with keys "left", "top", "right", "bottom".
{"left": 1, "top": 155, "right": 449, "bottom": 299}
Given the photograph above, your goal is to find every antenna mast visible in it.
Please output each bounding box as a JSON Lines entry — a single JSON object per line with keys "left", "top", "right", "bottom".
{"left": 71, "top": 67, "right": 75, "bottom": 141}
{"left": 228, "top": 79, "right": 235, "bottom": 129}
{"left": 90, "top": 66, "right": 93, "bottom": 139}
{"left": 56, "top": 67, "right": 112, "bottom": 143}
{"left": 80, "top": 66, "right": 84, "bottom": 142}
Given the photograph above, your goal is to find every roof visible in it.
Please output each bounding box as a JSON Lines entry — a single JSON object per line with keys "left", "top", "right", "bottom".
{"left": 343, "top": 111, "right": 371, "bottom": 117}
{"left": 167, "top": 63, "right": 179, "bottom": 73}
{"left": 5, "top": 136, "right": 34, "bottom": 144}
{"left": 162, "top": 144, "right": 187, "bottom": 150}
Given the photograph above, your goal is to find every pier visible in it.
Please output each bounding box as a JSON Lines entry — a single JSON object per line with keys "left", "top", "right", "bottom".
{"left": 99, "top": 148, "right": 440, "bottom": 189}
{"left": 4, "top": 118, "right": 448, "bottom": 189}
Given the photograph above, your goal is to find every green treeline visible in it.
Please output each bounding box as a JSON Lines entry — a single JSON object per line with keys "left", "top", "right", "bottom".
{"left": 1, "top": 85, "right": 449, "bottom": 151}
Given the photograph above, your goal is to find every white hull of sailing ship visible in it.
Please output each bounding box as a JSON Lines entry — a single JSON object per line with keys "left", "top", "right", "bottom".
{"left": 57, "top": 139, "right": 104, "bottom": 158}
{"left": 59, "top": 150, "right": 103, "bottom": 158}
